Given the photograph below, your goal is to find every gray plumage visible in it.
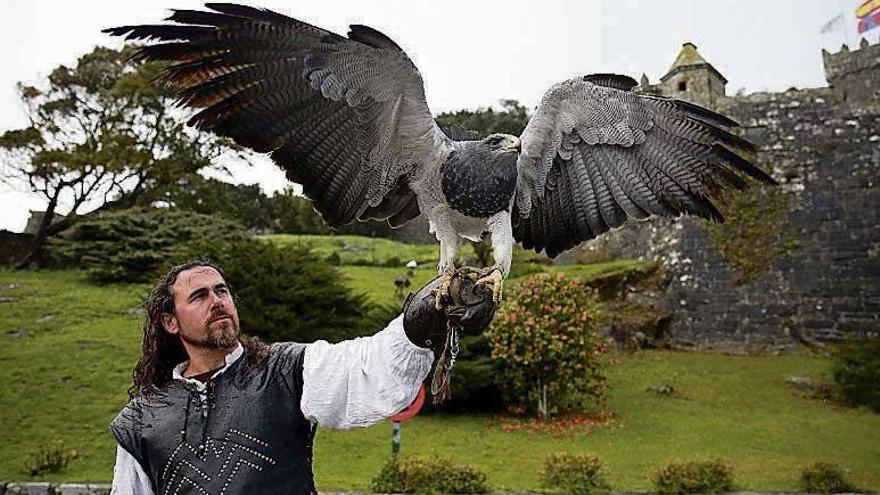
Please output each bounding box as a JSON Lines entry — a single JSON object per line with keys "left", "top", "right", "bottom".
{"left": 105, "top": 3, "right": 775, "bottom": 277}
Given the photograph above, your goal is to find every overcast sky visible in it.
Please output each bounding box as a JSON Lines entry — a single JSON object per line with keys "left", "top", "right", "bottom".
{"left": 1, "top": 0, "right": 876, "bottom": 232}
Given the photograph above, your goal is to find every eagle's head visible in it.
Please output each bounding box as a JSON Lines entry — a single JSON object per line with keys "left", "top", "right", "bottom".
{"left": 482, "top": 134, "right": 521, "bottom": 155}
{"left": 464, "top": 133, "right": 520, "bottom": 171}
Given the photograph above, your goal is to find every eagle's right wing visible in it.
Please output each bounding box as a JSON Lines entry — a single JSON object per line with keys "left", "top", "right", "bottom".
{"left": 106, "top": 3, "right": 447, "bottom": 227}
{"left": 514, "top": 74, "right": 776, "bottom": 258}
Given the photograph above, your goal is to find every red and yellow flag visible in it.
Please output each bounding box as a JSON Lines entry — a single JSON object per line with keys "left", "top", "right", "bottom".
{"left": 857, "top": 0, "right": 880, "bottom": 32}
{"left": 856, "top": 0, "right": 880, "bottom": 18}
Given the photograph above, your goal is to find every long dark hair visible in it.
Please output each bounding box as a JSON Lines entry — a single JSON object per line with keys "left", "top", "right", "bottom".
{"left": 129, "top": 259, "right": 268, "bottom": 399}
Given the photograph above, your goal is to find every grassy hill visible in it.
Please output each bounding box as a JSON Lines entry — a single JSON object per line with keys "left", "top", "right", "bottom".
{"left": 265, "top": 233, "right": 643, "bottom": 304}
{"left": 266, "top": 234, "right": 444, "bottom": 267}
{"left": 1, "top": 235, "right": 878, "bottom": 490}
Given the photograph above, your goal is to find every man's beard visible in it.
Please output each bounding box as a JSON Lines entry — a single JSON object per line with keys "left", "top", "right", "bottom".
{"left": 180, "top": 309, "right": 239, "bottom": 350}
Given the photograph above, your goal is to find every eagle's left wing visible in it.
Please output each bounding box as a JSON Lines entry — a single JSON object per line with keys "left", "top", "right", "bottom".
{"left": 514, "top": 74, "right": 775, "bottom": 257}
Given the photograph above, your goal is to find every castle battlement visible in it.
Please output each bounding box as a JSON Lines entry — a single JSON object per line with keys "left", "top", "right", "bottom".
{"left": 822, "top": 38, "right": 880, "bottom": 104}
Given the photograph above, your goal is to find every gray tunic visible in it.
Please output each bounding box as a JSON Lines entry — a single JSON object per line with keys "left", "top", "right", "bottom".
{"left": 110, "top": 343, "right": 315, "bottom": 495}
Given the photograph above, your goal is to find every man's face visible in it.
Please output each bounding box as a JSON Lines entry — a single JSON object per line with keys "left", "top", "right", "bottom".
{"left": 162, "top": 266, "right": 240, "bottom": 350}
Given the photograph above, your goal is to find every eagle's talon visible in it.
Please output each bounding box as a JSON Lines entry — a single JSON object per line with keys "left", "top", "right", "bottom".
{"left": 432, "top": 268, "right": 456, "bottom": 309}
{"left": 475, "top": 266, "right": 504, "bottom": 304}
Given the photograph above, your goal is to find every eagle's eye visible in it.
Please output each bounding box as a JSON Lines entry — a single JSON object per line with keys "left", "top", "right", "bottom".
{"left": 487, "top": 136, "right": 504, "bottom": 147}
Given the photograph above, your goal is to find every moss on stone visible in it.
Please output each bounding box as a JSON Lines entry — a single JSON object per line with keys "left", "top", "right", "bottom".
{"left": 703, "top": 181, "right": 795, "bottom": 285}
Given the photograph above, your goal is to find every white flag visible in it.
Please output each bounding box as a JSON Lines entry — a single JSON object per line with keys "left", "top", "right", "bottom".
{"left": 821, "top": 13, "right": 845, "bottom": 34}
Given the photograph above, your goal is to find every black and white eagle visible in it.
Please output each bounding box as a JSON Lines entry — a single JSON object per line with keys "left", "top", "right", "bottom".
{"left": 106, "top": 3, "right": 775, "bottom": 304}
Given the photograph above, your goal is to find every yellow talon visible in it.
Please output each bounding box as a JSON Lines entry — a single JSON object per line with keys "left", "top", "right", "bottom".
{"left": 476, "top": 268, "right": 504, "bottom": 304}
{"left": 431, "top": 270, "right": 455, "bottom": 309}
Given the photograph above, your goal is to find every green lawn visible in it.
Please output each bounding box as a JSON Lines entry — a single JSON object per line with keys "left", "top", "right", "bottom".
{"left": 1, "top": 266, "right": 878, "bottom": 491}
{"left": 265, "top": 234, "right": 447, "bottom": 267}
{"left": 314, "top": 352, "right": 880, "bottom": 491}
{"left": 338, "top": 257, "right": 650, "bottom": 305}
{"left": 339, "top": 265, "right": 440, "bottom": 306}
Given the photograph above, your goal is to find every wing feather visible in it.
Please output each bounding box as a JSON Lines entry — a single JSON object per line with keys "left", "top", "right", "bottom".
{"left": 566, "top": 151, "right": 595, "bottom": 241}
{"left": 581, "top": 147, "right": 618, "bottom": 232}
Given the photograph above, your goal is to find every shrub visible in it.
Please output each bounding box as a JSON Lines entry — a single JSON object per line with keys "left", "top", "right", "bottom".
{"left": 702, "top": 183, "right": 794, "bottom": 285}
{"left": 370, "top": 455, "right": 489, "bottom": 494}
{"left": 23, "top": 440, "right": 79, "bottom": 477}
{"left": 195, "top": 239, "right": 385, "bottom": 343}
{"left": 506, "top": 262, "right": 545, "bottom": 279}
{"left": 383, "top": 256, "right": 403, "bottom": 267}
{"left": 651, "top": 459, "right": 735, "bottom": 494}
{"left": 540, "top": 453, "right": 610, "bottom": 495}
{"left": 49, "top": 207, "right": 248, "bottom": 283}
{"left": 799, "top": 462, "right": 856, "bottom": 494}
{"left": 832, "top": 340, "right": 880, "bottom": 412}
{"left": 324, "top": 251, "right": 342, "bottom": 266}
{"left": 440, "top": 344, "right": 504, "bottom": 413}
{"left": 371, "top": 457, "right": 407, "bottom": 494}
{"left": 486, "top": 272, "right": 609, "bottom": 419}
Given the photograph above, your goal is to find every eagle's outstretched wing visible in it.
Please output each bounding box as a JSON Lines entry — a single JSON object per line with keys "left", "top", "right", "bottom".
{"left": 105, "top": 3, "right": 446, "bottom": 227}
{"left": 514, "top": 74, "right": 775, "bottom": 257}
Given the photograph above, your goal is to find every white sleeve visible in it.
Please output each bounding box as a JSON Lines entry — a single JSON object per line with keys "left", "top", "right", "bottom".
{"left": 111, "top": 445, "right": 154, "bottom": 495}
{"left": 300, "top": 313, "right": 434, "bottom": 429}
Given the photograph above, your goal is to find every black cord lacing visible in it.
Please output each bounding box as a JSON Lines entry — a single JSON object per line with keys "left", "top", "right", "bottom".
{"left": 200, "top": 380, "right": 215, "bottom": 449}
{"left": 180, "top": 392, "right": 192, "bottom": 443}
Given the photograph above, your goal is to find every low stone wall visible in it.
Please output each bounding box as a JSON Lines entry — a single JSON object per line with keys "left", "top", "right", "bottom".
{"left": 0, "top": 483, "right": 109, "bottom": 495}
{"left": 0, "top": 486, "right": 870, "bottom": 495}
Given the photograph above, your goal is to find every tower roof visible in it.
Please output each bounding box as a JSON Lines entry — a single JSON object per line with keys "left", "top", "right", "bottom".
{"left": 660, "top": 42, "right": 728, "bottom": 84}
{"left": 669, "top": 42, "right": 709, "bottom": 70}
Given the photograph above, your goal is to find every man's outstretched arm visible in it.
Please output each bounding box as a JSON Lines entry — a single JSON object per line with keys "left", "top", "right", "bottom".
{"left": 300, "top": 313, "right": 433, "bottom": 429}
{"left": 300, "top": 273, "right": 496, "bottom": 429}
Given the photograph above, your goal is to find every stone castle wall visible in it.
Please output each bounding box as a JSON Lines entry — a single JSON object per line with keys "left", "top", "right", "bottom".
{"left": 823, "top": 39, "right": 880, "bottom": 104}
{"left": 594, "top": 45, "right": 880, "bottom": 347}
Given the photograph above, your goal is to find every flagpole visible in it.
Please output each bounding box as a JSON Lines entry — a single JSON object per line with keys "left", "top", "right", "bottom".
{"left": 845, "top": 10, "right": 854, "bottom": 47}
{"left": 821, "top": 12, "right": 848, "bottom": 49}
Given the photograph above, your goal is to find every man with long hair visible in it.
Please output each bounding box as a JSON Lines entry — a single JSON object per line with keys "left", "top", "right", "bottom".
{"left": 110, "top": 260, "right": 495, "bottom": 494}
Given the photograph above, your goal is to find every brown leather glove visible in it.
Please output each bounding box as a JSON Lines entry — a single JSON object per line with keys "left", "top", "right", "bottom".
{"left": 402, "top": 270, "right": 498, "bottom": 404}
{"left": 402, "top": 271, "right": 498, "bottom": 354}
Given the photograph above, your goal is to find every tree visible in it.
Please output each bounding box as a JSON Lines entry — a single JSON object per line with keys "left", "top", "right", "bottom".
{"left": 265, "top": 189, "right": 333, "bottom": 235}
{"left": 435, "top": 99, "right": 531, "bottom": 138}
{"left": 157, "top": 176, "right": 278, "bottom": 233}
{"left": 161, "top": 176, "right": 403, "bottom": 236}
{"left": 0, "top": 45, "right": 242, "bottom": 267}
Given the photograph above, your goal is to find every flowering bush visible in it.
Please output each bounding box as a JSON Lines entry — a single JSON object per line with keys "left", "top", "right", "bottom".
{"left": 651, "top": 459, "right": 735, "bottom": 494}
{"left": 540, "top": 452, "right": 610, "bottom": 494}
{"left": 486, "top": 272, "right": 608, "bottom": 419}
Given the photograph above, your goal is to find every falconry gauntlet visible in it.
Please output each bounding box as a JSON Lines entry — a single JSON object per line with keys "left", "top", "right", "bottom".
{"left": 402, "top": 270, "right": 498, "bottom": 403}
{"left": 403, "top": 271, "right": 497, "bottom": 351}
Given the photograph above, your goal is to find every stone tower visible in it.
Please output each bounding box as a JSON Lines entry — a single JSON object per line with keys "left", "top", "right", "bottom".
{"left": 657, "top": 42, "right": 727, "bottom": 108}
{"left": 822, "top": 38, "right": 880, "bottom": 105}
